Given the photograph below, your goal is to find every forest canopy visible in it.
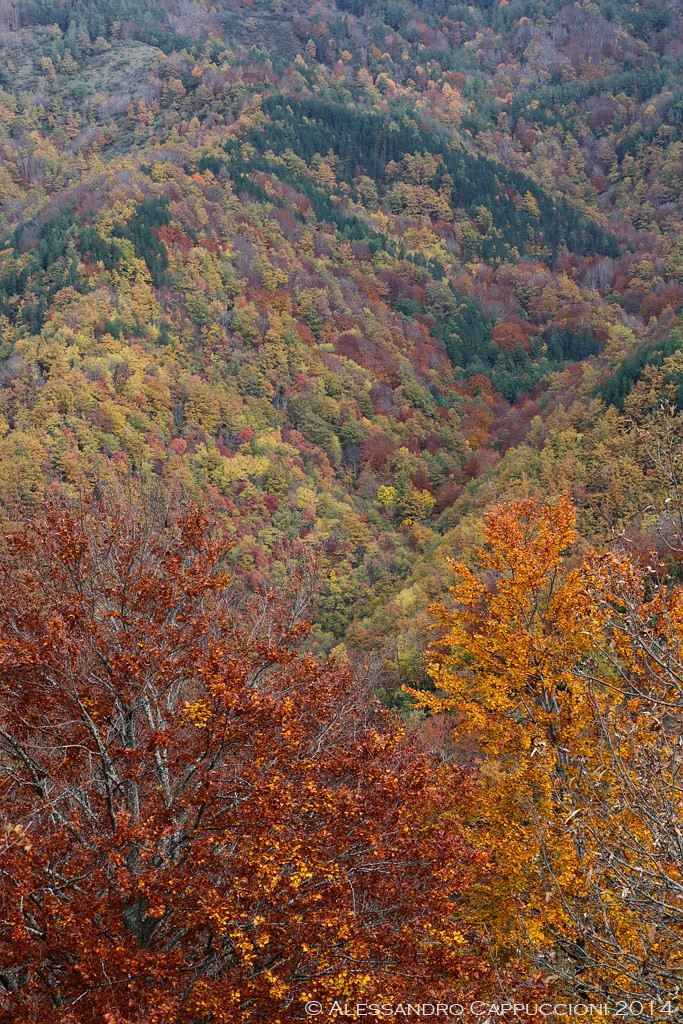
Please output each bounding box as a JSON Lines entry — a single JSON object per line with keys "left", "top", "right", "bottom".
{"left": 0, "top": 0, "right": 682, "bottom": 1016}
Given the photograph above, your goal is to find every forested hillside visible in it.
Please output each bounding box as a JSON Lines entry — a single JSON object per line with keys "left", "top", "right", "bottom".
{"left": 0, "top": 0, "right": 682, "bottom": 1019}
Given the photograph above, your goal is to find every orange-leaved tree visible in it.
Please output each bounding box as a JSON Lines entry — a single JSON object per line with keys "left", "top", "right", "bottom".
{"left": 412, "top": 495, "right": 596, "bottom": 953}
{"left": 0, "top": 500, "right": 489, "bottom": 1023}
{"left": 422, "top": 495, "right": 683, "bottom": 1011}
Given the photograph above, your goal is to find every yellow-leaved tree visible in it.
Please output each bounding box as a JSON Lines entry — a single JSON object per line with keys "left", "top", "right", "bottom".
{"left": 419, "top": 495, "right": 683, "bottom": 1013}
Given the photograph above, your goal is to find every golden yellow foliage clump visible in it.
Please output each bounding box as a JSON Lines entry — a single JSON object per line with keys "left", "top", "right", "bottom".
{"left": 423, "top": 495, "right": 683, "bottom": 1006}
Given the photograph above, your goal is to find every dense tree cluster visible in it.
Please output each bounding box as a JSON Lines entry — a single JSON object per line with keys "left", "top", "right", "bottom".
{"left": 0, "top": 0, "right": 681, "bottom": 1013}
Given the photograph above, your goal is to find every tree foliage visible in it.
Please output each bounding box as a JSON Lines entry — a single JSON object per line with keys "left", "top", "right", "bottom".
{"left": 0, "top": 499, "right": 487, "bottom": 1022}
{"left": 425, "top": 496, "right": 683, "bottom": 1009}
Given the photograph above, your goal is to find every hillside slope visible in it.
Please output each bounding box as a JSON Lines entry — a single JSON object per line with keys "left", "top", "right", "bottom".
{"left": 0, "top": 0, "right": 681, "bottom": 686}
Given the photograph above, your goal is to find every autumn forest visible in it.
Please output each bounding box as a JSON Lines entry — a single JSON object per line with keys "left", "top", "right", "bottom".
{"left": 0, "top": 0, "right": 682, "bottom": 1019}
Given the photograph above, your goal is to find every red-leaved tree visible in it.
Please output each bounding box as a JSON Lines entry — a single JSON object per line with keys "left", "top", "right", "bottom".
{"left": 0, "top": 501, "right": 488, "bottom": 1022}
